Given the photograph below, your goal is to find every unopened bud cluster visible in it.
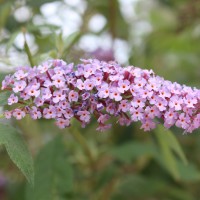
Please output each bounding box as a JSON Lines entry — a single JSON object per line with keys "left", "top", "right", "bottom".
{"left": 1, "top": 59, "right": 200, "bottom": 132}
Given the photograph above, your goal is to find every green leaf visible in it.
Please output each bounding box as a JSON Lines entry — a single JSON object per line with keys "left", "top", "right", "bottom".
{"left": 55, "top": 32, "right": 63, "bottom": 54}
{"left": 95, "top": 164, "right": 118, "bottom": 191}
{"left": 113, "top": 175, "right": 167, "bottom": 198}
{"left": 0, "top": 73, "right": 8, "bottom": 84}
{"left": 157, "top": 125, "right": 187, "bottom": 165}
{"left": 114, "top": 174, "right": 196, "bottom": 199}
{"left": 0, "top": 90, "right": 11, "bottom": 106}
{"left": 35, "top": 34, "right": 56, "bottom": 54}
{"left": 110, "top": 141, "right": 156, "bottom": 163}
{"left": 26, "top": 136, "right": 73, "bottom": 200}
{"left": 154, "top": 127, "right": 180, "bottom": 180}
{"left": 63, "top": 32, "right": 80, "bottom": 52}
{"left": 177, "top": 161, "right": 200, "bottom": 181}
{"left": 6, "top": 31, "right": 19, "bottom": 53}
{"left": 37, "top": 50, "right": 58, "bottom": 64}
{"left": 0, "top": 123, "right": 34, "bottom": 184}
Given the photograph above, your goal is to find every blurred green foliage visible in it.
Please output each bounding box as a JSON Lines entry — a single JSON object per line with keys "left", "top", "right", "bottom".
{"left": 0, "top": 0, "right": 200, "bottom": 199}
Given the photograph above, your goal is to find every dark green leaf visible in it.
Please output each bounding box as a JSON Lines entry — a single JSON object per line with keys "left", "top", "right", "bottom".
{"left": 111, "top": 141, "right": 156, "bottom": 163}
{"left": 0, "top": 123, "right": 34, "bottom": 184}
{"left": 26, "top": 136, "right": 73, "bottom": 200}
{"left": 177, "top": 161, "right": 200, "bottom": 181}
{"left": 113, "top": 175, "right": 166, "bottom": 198}
{"left": 113, "top": 173, "right": 195, "bottom": 199}
{"left": 95, "top": 164, "right": 118, "bottom": 190}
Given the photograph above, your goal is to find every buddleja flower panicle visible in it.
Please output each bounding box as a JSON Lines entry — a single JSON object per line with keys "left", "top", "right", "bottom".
{"left": 1, "top": 59, "right": 200, "bottom": 132}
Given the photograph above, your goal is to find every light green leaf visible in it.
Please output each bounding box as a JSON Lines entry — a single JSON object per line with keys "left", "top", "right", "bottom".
{"left": 157, "top": 125, "right": 187, "bottom": 165}
{"left": 0, "top": 90, "right": 11, "bottom": 106}
{"left": 56, "top": 32, "right": 64, "bottom": 56}
{"left": 61, "top": 31, "right": 80, "bottom": 58}
{"left": 0, "top": 123, "right": 34, "bottom": 184}
{"left": 63, "top": 31, "right": 80, "bottom": 52}
{"left": 154, "top": 125, "right": 188, "bottom": 179}
{"left": 154, "top": 127, "right": 180, "bottom": 180}
{"left": 6, "top": 31, "right": 20, "bottom": 53}
{"left": 26, "top": 136, "right": 73, "bottom": 200}
{"left": 37, "top": 50, "right": 58, "bottom": 63}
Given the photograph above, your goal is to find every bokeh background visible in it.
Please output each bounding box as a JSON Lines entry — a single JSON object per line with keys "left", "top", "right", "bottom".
{"left": 0, "top": 0, "right": 200, "bottom": 199}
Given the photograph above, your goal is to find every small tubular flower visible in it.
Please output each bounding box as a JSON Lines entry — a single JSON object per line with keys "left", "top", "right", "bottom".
{"left": 1, "top": 59, "right": 199, "bottom": 133}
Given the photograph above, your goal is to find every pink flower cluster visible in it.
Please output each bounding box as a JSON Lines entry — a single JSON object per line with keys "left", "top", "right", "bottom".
{"left": 1, "top": 59, "right": 200, "bottom": 132}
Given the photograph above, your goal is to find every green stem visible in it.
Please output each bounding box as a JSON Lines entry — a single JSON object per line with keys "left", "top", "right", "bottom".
{"left": 109, "top": 0, "right": 117, "bottom": 44}
{"left": 22, "top": 28, "right": 34, "bottom": 67}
